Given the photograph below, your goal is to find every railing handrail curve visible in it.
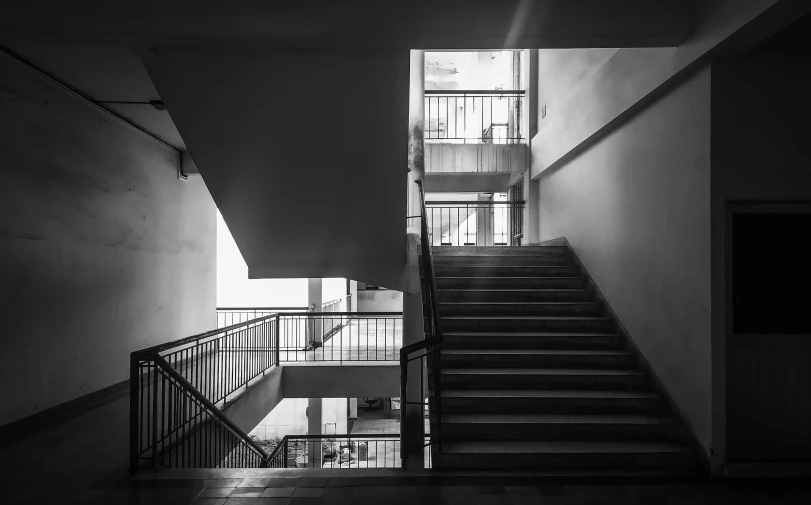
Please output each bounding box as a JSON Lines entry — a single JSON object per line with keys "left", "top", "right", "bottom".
{"left": 425, "top": 89, "right": 525, "bottom": 95}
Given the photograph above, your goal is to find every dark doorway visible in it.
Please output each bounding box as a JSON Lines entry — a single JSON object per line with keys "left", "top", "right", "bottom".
{"left": 726, "top": 202, "right": 811, "bottom": 462}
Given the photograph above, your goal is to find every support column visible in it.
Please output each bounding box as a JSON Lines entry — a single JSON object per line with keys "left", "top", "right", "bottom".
{"left": 307, "top": 278, "right": 323, "bottom": 347}
{"left": 307, "top": 398, "right": 322, "bottom": 468}
{"left": 402, "top": 49, "right": 425, "bottom": 470}
{"left": 525, "top": 49, "right": 540, "bottom": 245}
{"left": 349, "top": 280, "right": 358, "bottom": 313}
{"left": 477, "top": 194, "right": 494, "bottom": 246}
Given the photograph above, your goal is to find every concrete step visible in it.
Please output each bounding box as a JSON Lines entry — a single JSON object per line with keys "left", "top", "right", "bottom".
{"left": 436, "top": 276, "right": 585, "bottom": 289}
{"left": 434, "top": 265, "right": 582, "bottom": 277}
{"left": 434, "top": 441, "right": 697, "bottom": 471}
{"left": 442, "top": 332, "right": 623, "bottom": 350}
{"left": 440, "top": 390, "right": 666, "bottom": 415}
{"left": 440, "top": 301, "right": 604, "bottom": 317}
{"left": 437, "top": 289, "right": 595, "bottom": 303}
{"left": 433, "top": 246, "right": 571, "bottom": 257}
{"left": 441, "top": 349, "right": 635, "bottom": 369}
{"left": 441, "top": 414, "right": 679, "bottom": 442}
{"left": 432, "top": 255, "right": 576, "bottom": 266}
{"left": 439, "top": 368, "right": 649, "bottom": 390}
{"left": 441, "top": 316, "right": 613, "bottom": 332}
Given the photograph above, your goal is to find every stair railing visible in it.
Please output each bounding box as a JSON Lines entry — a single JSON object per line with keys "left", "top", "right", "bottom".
{"left": 400, "top": 180, "right": 443, "bottom": 465}
{"left": 130, "top": 315, "right": 280, "bottom": 471}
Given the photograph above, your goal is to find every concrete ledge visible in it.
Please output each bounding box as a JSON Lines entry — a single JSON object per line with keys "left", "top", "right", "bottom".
{"left": 282, "top": 365, "right": 399, "bottom": 399}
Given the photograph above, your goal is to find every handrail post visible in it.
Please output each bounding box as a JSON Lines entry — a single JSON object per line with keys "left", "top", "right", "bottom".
{"left": 275, "top": 314, "right": 281, "bottom": 366}
{"left": 129, "top": 353, "right": 139, "bottom": 473}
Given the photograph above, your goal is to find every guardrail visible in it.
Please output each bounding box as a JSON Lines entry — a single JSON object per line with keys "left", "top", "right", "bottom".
{"left": 130, "top": 316, "right": 278, "bottom": 470}
{"left": 265, "top": 434, "right": 432, "bottom": 469}
{"left": 425, "top": 90, "right": 523, "bottom": 144}
{"left": 277, "top": 312, "right": 402, "bottom": 362}
{"left": 425, "top": 200, "right": 525, "bottom": 246}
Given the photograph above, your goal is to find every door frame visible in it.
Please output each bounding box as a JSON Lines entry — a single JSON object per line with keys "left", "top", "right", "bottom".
{"left": 725, "top": 200, "right": 811, "bottom": 462}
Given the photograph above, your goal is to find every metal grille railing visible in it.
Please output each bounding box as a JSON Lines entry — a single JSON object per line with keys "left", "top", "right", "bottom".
{"left": 425, "top": 200, "right": 525, "bottom": 246}
{"left": 425, "top": 90, "right": 523, "bottom": 144}
{"left": 216, "top": 307, "right": 306, "bottom": 328}
{"left": 277, "top": 312, "right": 402, "bottom": 362}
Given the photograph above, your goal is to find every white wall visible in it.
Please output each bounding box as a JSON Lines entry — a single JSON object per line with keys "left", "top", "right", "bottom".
{"left": 249, "top": 398, "right": 308, "bottom": 441}
{"left": 358, "top": 290, "right": 404, "bottom": 313}
{"left": 217, "top": 211, "right": 308, "bottom": 308}
{"left": 538, "top": 66, "right": 712, "bottom": 450}
{"left": 0, "top": 54, "right": 217, "bottom": 426}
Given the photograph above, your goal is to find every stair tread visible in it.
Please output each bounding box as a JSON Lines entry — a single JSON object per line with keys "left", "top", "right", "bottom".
{"left": 441, "top": 389, "right": 660, "bottom": 399}
{"left": 441, "top": 440, "right": 692, "bottom": 454}
{"left": 442, "top": 316, "right": 610, "bottom": 320}
{"left": 438, "top": 276, "right": 582, "bottom": 280}
{"left": 443, "top": 349, "right": 631, "bottom": 356}
{"left": 440, "top": 302, "right": 601, "bottom": 306}
{"left": 444, "top": 332, "right": 616, "bottom": 337}
{"left": 441, "top": 368, "right": 645, "bottom": 376}
{"left": 442, "top": 414, "right": 673, "bottom": 424}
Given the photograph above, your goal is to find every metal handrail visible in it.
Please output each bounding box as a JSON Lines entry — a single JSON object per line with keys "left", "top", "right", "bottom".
{"left": 426, "top": 200, "right": 525, "bottom": 205}
{"left": 400, "top": 180, "right": 444, "bottom": 464}
{"left": 152, "top": 356, "right": 269, "bottom": 462}
{"left": 425, "top": 89, "right": 525, "bottom": 95}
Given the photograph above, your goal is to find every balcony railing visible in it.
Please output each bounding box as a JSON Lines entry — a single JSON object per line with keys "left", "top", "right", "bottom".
{"left": 265, "top": 434, "right": 432, "bottom": 469}
{"left": 425, "top": 90, "right": 523, "bottom": 144}
{"left": 425, "top": 200, "right": 525, "bottom": 247}
{"left": 216, "top": 306, "right": 307, "bottom": 328}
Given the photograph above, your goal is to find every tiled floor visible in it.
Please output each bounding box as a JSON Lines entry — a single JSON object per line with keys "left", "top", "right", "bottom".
{"left": 2, "top": 374, "right": 811, "bottom": 504}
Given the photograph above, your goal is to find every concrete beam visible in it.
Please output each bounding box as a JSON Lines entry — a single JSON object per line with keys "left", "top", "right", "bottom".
{"left": 0, "top": 1, "right": 692, "bottom": 49}
{"left": 221, "top": 366, "right": 284, "bottom": 434}
{"left": 281, "top": 366, "right": 399, "bottom": 399}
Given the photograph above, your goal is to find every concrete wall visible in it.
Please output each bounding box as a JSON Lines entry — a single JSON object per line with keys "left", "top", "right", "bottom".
{"left": 424, "top": 173, "right": 512, "bottom": 193}
{"left": 142, "top": 49, "right": 410, "bottom": 290}
{"left": 425, "top": 143, "right": 527, "bottom": 174}
{"left": 538, "top": 67, "right": 712, "bottom": 450}
{"left": 0, "top": 54, "right": 217, "bottom": 427}
{"left": 358, "top": 290, "right": 403, "bottom": 313}
{"left": 710, "top": 48, "right": 811, "bottom": 469}
{"left": 282, "top": 366, "right": 399, "bottom": 399}
{"left": 531, "top": 0, "right": 787, "bottom": 178}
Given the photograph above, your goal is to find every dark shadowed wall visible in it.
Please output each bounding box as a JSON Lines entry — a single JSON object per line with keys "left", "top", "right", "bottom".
{"left": 0, "top": 54, "right": 217, "bottom": 427}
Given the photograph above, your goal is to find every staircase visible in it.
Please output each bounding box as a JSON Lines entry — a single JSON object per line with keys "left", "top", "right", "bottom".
{"left": 429, "top": 245, "right": 700, "bottom": 474}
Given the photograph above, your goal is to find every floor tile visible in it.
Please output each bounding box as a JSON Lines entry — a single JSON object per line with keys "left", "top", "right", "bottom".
{"left": 198, "top": 487, "right": 237, "bottom": 498}
{"left": 226, "top": 498, "right": 259, "bottom": 505}
{"left": 231, "top": 487, "right": 265, "bottom": 497}
{"left": 262, "top": 487, "right": 295, "bottom": 497}
{"left": 239, "top": 478, "right": 272, "bottom": 488}
{"left": 292, "top": 487, "right": 325, "bottom": 498}
{"left": 193, "top": 499, "right": 228, "bottom": 505}
{"left": 298, "top": 477, "right": 330, "bottom": 487}
{"left": 289, "top": 498, "right": 322, "bottom": 505}
{"left": 211, "top": 479, "right": 245, "bottom": 488}
{"left": 510, "top": 496, "right": 543, "bottom": 505}
{"left": 256, "top": 498, "right": 291, "bottom": 505}
{"left": 506, "top": 487, "right": 539, "bottom": 496}
{"left": 324, "top": 486, "right": 356, "bottom": 498}
{"left": 267, "top": 478, "right": 302, "bottom": 488}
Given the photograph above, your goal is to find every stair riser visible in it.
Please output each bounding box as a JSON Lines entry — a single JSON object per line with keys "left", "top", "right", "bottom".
{"left": 442, "top": 318, "right": 613, "bottom": 332}
{"left": 436, "top": 278, "right": 585, "bottom": 289}
{"left": 440, "top": 303, "right": 604, "bottom": 317}
{"left": 437, "top": 290, "right": 594, "bottom": 303}
{"left": 434, "top": 266, "right": 581, "bottom": 277}
{"left": 440, "top": 398, "right": 666, "bottom": 415}
{"left": 433, "top": 452, "right": 696, "bottom": 471}
{"left": 443, "top": 336, "right": 623, "bottom": 350}
{"left": 442, "top": 423, "right": 679, "bottom": 442}
{"left": 441, "top": 374, "right": 649, "bottom": 391}
{"left": 442, "top": 354, "right": 635, "bottom": 369}
{"left": 433, "top": 256, "right": 576, "bottom": 266}
{"left": 433, "top": 246, "right": 570, "bottom": 256}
